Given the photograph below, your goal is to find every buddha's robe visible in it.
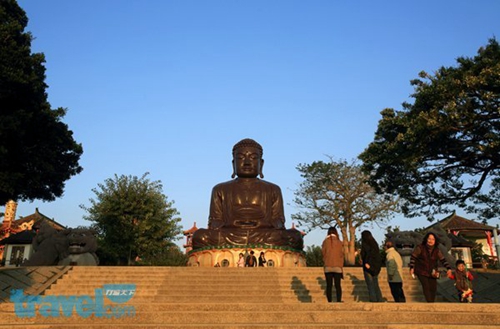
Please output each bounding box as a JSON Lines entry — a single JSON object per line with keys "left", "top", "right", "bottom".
{"left": 192, "top": 178, "right": 303, "bottom": 250}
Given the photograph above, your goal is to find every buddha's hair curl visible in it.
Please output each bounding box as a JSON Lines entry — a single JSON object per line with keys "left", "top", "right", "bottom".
{"left": 232, "top": 138, "right": 263, "bottom": 155}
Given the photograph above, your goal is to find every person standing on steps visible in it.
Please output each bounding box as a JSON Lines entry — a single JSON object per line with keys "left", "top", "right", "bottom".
{"left": 246, "top": 250, "right": 257, "bottom": 267}
{"left": 384, "top": 240, "right": 406, "bottom": 302}
{"left": 322, "top": 227, "right": 344, "bottom": 303}
{"left": 237, "top": 253, "right": 245, "bottom": 267}
{"left": 448, "top": 259, "right": 474, "bottom": 303}
{"left": 258, "top": 252, "right": 266, "bottom": 267}
{"left": 361, "top": 230, "right": 383, "bottom": 302}
{"left": 409, "top": 232, "right": 452, "bottom": 302}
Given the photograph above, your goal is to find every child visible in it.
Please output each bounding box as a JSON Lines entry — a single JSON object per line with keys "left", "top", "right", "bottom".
{"left": 448, "top": 259, "right": 474, "bottom": 303}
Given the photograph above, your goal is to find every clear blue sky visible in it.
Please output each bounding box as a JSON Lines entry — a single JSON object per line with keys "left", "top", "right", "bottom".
{"left": 10, "top": 0, "right": 500, "bottom": 249}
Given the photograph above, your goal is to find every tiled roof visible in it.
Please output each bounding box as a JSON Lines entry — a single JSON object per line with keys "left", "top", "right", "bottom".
{"left": 426, "top": 211, "right": 497, "bottom": 231}
{"left": 448, "top": 233, "right": 475, "bottom": 247}
{"left": 0, "top": 230, "right": 36, "bottom": 245}
{"left": 183, "top": 222, "right": 198, "bottom": 234}
{"left": 11, "top": 208, "right": 66, "bottom": 231}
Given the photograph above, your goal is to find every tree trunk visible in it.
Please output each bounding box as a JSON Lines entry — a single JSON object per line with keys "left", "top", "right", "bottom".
{"left": 344, "top": 240, "right": 356, "bottom": 265}
{"left": 345, "top": 225, "right": 357, "bottom": 266}
{"left": 341, "top": 227, "right": 357, "bottom": 265}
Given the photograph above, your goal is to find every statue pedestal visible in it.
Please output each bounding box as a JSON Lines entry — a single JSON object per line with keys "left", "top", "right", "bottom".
{"left": 188, "top": 246, "right": 306, "bottom": 267}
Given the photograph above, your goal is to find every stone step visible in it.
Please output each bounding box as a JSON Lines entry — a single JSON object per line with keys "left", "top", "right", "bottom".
{"left": 3, "top": 301, "right": 495, "bottom": 312}
{"left": 46, "top": 279, "right": 421, "bottom": 285}
{"left": 66, "top": 266, "right": 324, "bottom": 270}
{"left": 50, "top": 273, "right": 421, "bottom": 281}
{"left": 53, "top": 271, "right": 419, "bottom": 277}
{"left": 3, "top": 266, "right": 488, "bottom": 328}
{"left": 0, "top": 323, "right": 500, "bottom": 329}
{"left": 64, "top": 268, "right": 393, "bottom": 273}
{"left": 44, "top": 266, "right": 431, "bottom": 305}
{"left": 55, "top": 279, "right": 413, "bottom": 287}
{"left": 58, "top": 276, "right": 420, "bottom": 284}
{"left": 40, "top": 294, "right": 434, "bottom": 303}
{"left": 149, "top": 293, "right": 432, "bottom": 302}
{"left": 46, "top": 285, "right": 422, "bottom": 294}
{"left": 45, "top": 284, "right": 424, "bottom": 293}
{"left": 3, "top": 309, "right": 499, "bottom": 325}
{"left": 64, "top": 269, "right": 391, "bottom": 276}
{"left": 42, "top": 265, "right": 444, "bottom": 307}
{"left": 45, "top": 285, "right": 422, "bottom": 295}
{"left": 45, "top": 290, "right": 424, "bottom": 300}
{"left": 7, "top": 293, "right": 431, "bottom": 304}
{"left": 67, "top": 266, "right": 410, "bottom": 270}
{"left": 63, "top": 276, "right": 419, "bottom": 282}
{"left": 0, "top": 322, "right": 500, "bottom": 329}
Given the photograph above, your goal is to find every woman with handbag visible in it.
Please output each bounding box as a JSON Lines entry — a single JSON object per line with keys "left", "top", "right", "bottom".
{"left": 409, "top": 232, "right": 452, "bottom": 302}
{"left": 322, "top": 227, "right": 344, "bottom": 303}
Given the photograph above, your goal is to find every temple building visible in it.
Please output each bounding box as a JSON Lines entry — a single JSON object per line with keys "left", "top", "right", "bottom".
{"left": 425, "top": 211, "right": 500, "bottom": 268}
{"left": 183, "top": 222, "right": 198, "bottom": 254}
{"left": 0, "top": 201, "right": 65, "bottom": 267}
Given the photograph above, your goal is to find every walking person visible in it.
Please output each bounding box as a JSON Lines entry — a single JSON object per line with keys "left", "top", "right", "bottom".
{"left": 384, "top": 241, "right": 406, "bottom": 302}
{"left": 449, "top": 259, "right": 474, "bottom": 303}
{"left": 361, "top": 230, "right": 383, "bottom": 302}
{"left": 321, "top": 227, "right": 344, "bottom": 303}
{"left": 409, "top": 232, "right": 452, "bottom": 303}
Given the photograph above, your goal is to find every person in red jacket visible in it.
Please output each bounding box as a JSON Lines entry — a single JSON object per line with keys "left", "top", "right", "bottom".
{"left": 322, "top": 227, "right": 344, "bottom": 303}
{"left": 448, "top": 259, "right": 474, "bottom": 302}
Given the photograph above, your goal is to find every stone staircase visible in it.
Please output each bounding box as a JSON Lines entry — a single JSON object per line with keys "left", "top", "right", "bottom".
{"left": 0, "top": 266, "right": 499, "bottom": 328}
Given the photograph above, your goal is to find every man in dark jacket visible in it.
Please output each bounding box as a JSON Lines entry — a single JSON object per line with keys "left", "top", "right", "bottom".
{"left": 246, "top": 250, "right": 257, "bottom": 267}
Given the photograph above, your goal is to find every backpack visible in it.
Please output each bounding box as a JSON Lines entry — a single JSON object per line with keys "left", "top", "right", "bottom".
{"left": 248, "top": 256, "right": 254, "bottom": 266}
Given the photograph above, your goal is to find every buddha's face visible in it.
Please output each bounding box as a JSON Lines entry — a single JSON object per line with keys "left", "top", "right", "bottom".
{"left": 233, "top": 146, "right": 263, "bottom": 178}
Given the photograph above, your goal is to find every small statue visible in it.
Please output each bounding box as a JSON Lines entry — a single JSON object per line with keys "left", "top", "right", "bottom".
{"left": 58, "top": 228, "right": 99, "bottom": 266}
{"left": 192, "top": 138, "right": 303, "bottom": 250}
{"left": 23, "top": 222, "right": 69, "bottom": 266}
{"left": 385, "top": 230, "right": 423, "bottom": 257}
{"left": 23, "top": 224, "right": 99, "bottom": 266}
{"left": 386, "top": 226, "right": 455, "bottom": 267}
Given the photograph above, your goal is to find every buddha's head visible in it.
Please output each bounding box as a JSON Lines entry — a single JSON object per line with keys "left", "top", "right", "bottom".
{"left": 232, "top": 138, "right": 264, "bottom": 179}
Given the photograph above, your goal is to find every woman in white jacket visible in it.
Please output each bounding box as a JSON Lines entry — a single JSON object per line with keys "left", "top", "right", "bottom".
{"left": 384, "top": 241, "right": 406, "bottom": 302}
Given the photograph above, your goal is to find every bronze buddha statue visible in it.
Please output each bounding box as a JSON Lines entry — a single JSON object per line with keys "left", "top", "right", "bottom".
{"left": 191, "top": 139, "right": 303, "bottom": 250}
